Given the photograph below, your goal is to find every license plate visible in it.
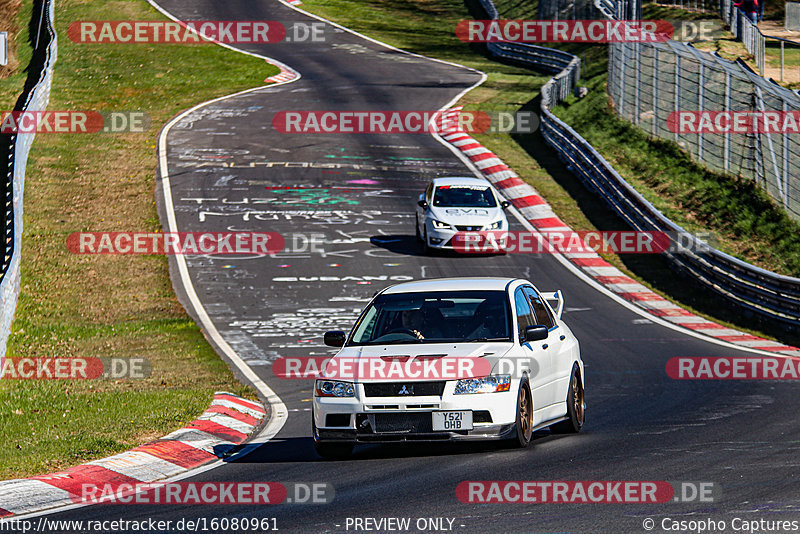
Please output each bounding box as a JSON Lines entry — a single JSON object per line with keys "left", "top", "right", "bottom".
{"left": 432, "top": 411, "right": 473, "bottom": 431}
{"left": 454, "top": 234, "right": 481, "bottom": 242}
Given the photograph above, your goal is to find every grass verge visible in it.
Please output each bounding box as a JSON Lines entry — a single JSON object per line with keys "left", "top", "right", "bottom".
{"left": 0, "top": 0, "right": 279, "bottom": 479}
{"left": 298, "top": 0, "right": 800, "bottom": 346}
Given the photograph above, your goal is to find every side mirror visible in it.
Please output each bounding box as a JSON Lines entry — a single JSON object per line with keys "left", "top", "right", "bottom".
{"left": 417, "top": 199, "right": 428, "bottom": 208}
{"left": 501, "top": 200, "right": 510, "bottom": 209}
{"left": 324, "top": 331, "right": 346, "bottom": 347}
{"left": 523, "top": 325, "right": 548, "bottom": 342}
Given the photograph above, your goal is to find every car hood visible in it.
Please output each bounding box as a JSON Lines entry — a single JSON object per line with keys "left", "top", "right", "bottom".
{"left": 324, "top": 342, "right": 514, "bottom": 383}
{"left": 429, "top": 206, "right": 504, "bottom": 227}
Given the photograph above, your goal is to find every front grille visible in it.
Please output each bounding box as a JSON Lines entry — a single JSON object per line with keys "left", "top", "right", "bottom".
{"left": 363, "top": 381, "right": 446, "bottom": 397}
{"left": 455, "top": 225, "right": 482, "bottom": 231}
{"left": 373, "top": 413, "right": 433, "bottom": 433}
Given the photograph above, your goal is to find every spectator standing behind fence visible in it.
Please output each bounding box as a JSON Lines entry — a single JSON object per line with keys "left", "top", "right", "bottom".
{"left": 757, "top": 0, "right": 763, "bottom": 21}
{"left": 734, "top": 0, "right": 759, "bottom": 23}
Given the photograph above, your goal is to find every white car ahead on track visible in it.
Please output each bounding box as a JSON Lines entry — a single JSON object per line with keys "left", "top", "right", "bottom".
{"left": 312, "top": 277, "right": 585, "bottom": 458}
{"left": 415, "top": 177, "right": 510, "bottom": 252}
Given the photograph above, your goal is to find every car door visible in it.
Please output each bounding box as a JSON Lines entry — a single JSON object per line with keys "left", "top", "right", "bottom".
{"left": 523, "top": 286, "right": 568, "bottom": 407}
{"left": 513, "top": 287, "right": 552, "bottom": 413}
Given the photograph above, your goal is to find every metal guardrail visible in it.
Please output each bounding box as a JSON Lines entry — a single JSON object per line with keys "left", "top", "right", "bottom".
{"left": 475, "top": 0, "right": 800, "bottom": 325}
{"left": 488, "top": 41, "right": 577, "bottom": 74}
{"left": 0, "top": 0, "right": 57, "bottom": 359}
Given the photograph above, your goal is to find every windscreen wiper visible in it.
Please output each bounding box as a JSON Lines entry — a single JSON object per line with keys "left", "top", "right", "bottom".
{"left": 377, "top": 338, "right": 423, "bottom": 344}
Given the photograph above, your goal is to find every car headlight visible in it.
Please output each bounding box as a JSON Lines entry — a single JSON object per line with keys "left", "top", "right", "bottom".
{"left": 315, "top": 380, "right": 356, "bottom": 398}
{"left": 454, "top": 375, "right": 511, "bottom": 394}
{"left": 431, "top": 219, "right": 453, "bottom": 230}
{"left": 484, "top": 220, "right": 504, "bottom": 230}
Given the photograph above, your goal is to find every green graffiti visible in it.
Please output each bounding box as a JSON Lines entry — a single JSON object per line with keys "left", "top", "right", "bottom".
{"left": 271, "top": 188, "right": 360, "bottom": 206}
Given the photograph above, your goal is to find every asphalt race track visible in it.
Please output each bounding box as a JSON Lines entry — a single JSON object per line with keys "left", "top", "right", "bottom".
{"left": 37, "top": 1, "right": 800, "bottom": 532}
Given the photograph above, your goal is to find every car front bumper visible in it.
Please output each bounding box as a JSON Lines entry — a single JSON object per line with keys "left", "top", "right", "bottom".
{"left": 425, "top": 225, "right": 507, "bottom": 251}
{"left": 313, "top": 382, "right": 518, "bottom": 443}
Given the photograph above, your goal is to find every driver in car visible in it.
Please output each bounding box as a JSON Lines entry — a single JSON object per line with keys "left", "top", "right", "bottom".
{"left": 400, "top": 309, "right": 442, "bottom": 340}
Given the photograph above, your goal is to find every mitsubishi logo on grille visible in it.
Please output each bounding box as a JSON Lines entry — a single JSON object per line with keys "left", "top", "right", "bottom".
{"left": 398, "top": 384, "right": 413, "bottom": 395}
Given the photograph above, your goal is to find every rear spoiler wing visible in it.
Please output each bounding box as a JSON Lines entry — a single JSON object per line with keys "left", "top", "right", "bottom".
{"left": 544, "top": 290, "right": 564, "bottom": 319}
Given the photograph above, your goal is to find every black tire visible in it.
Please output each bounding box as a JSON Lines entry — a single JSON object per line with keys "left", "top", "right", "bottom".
{"left": 550, "top": 364, "right": 585, "bottom": 434}
{"left": 415, "top": 214, "right": 422, "bottom": 242}
{"left": 423, "top": 227, "right": 432, "bottom": 255}
{"left": 511, "top": 377, "right": 533, "bottom": 448}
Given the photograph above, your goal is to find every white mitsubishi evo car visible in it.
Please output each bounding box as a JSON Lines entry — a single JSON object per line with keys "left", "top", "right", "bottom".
{"left": 312, "top": 277, "right": 585, "bottom": 458}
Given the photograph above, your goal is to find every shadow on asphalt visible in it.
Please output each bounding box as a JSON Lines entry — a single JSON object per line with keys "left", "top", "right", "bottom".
{"left": 369, "top": 235, "right": 427, "bottom": 257}
{"left": 369, "top": 235, "right": 506, "bottom": 259}
{"left": 230, "top": 430, "right": 563, "bottom": 463}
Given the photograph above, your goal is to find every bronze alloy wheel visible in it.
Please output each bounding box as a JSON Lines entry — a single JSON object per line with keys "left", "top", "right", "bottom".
{"left": 517, "top": 382, "right": 533, "bottom": 445}
{"left": 572, "top": 371, "right": 585, "bottom": 427}
{"left": 550, "top": 365, "right": 585, "bottom": 434}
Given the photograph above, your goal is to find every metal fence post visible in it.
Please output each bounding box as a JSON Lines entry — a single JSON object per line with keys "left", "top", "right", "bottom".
{"left": 698, "top": 63, "right": 705, "bottom": 159}
{"left": 754, "top": 85, "right": 782, "bottom": 200}
{"left": 783, "top": 99, "right": 790, "bottom": 210}
{"left": 674, "top": 54, "right": 681, "bottom": 143}
{"left": 620, "top": 43, "right": 627, "bottom": 118}
{"left": 634, "top": 43, "right": 641, "bottom": 124}
{"left": 653, "top": 46, "right": 659, "bottom": 137}
{"left": 724, "top": 71, "right": 731, "bottom": 173}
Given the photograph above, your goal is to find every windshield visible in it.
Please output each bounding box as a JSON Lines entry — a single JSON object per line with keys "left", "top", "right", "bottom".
{"left": 432, "top": 185, "right": 497, "bottom": 208}
{"left": 349, "top": 290, "right": 511, "bottom": 345}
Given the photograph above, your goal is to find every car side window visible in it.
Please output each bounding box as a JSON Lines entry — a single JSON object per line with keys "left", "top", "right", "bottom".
{"left": 523, "top": 286, "right": 555, "bottom": 329}
{"left": 514, "top": 288, "right": 536, "bottom": 342}
{"left": 425, "top": 183, "right": 434, "bottom": 203}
